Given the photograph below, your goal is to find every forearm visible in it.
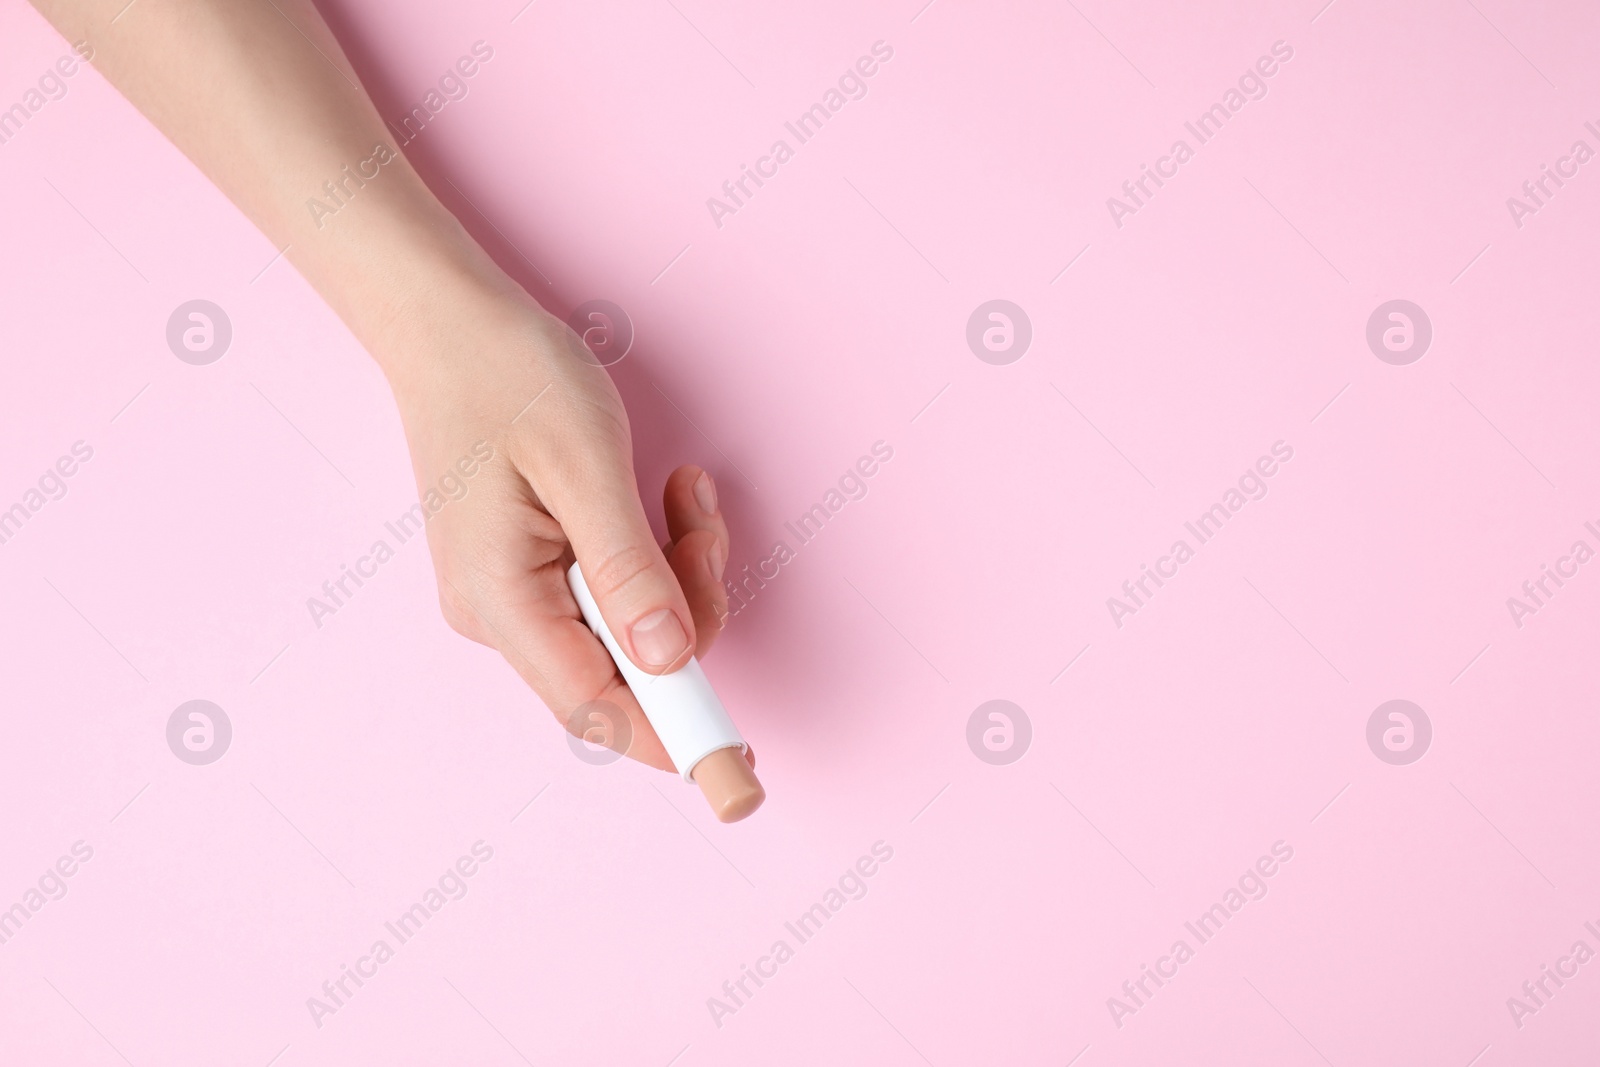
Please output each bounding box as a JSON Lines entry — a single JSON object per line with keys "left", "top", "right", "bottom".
{"left": 29, "top": 0, "right": 529, "bottom": 378}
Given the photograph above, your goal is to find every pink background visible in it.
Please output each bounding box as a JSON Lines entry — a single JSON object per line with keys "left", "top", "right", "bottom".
{"left": 3, "top": 0, "right": 1600, "bottom": 1063}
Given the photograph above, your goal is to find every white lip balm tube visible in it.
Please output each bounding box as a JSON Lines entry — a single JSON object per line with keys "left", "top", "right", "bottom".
{"left": 566, "top": 561, "right": 764, "bottom": 822}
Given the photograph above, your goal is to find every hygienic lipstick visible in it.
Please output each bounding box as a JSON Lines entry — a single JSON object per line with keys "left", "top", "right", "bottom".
{"left": 566, "top": 561, "right": 764, "bottom": 822}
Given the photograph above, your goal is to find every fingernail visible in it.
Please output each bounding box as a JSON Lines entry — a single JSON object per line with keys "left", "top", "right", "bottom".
{"left": 708, "top": 540, "right": 726, "bottom": 582}
{"left": 693, "top": 471, "right": 717, "bottom": 515}
{"left": 631, "top": 608, "right": 689, "bottom": 667}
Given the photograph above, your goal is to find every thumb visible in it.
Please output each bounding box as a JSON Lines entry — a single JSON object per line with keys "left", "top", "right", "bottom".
{"left": 549, "top": 456, "right": 696, "bottom": 676}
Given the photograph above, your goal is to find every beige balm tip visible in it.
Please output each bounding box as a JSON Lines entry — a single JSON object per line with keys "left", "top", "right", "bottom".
{"left": 692, "top": 747, "right": 765, "bottom": 823}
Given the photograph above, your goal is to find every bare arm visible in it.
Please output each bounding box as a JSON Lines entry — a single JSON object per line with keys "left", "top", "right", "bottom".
{"left": 32, "top": 0, "right": 516, "bottom": 375}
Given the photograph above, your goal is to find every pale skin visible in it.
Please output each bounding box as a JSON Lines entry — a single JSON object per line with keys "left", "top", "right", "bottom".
{"left": 31, "top": 0, "right": 745, "bottom": 773}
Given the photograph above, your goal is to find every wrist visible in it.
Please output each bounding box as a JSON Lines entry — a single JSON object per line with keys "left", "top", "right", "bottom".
{"left": 291, "top": 176, "right": 557, "bottom": 390}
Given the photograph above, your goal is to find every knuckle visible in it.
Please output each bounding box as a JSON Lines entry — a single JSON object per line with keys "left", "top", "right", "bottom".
{"left": 585, "top": 542, "right": 662, "bottom": 602}
{"left": 436, "top": 579, "right": 487, "bottom": 643}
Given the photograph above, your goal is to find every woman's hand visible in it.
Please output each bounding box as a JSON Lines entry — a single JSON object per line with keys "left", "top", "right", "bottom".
{"left": 382, "top": 289, "right": 734, "bottom": 770}
{"left": 24, "top": 0, "right": 741, "bottom": 770}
